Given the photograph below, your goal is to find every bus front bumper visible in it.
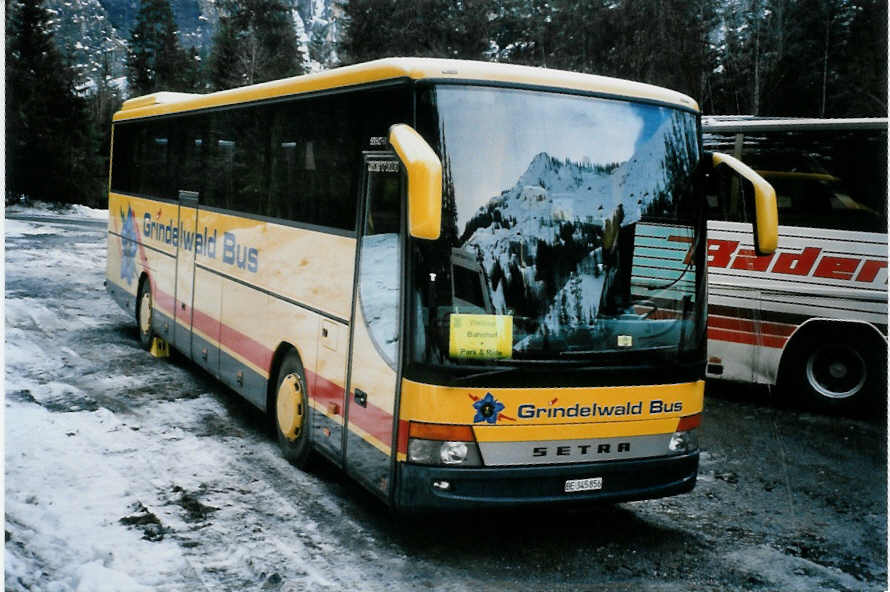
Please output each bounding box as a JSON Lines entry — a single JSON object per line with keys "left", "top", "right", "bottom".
{"left": 395, "top": 452, "right": 698, "bottom": 511}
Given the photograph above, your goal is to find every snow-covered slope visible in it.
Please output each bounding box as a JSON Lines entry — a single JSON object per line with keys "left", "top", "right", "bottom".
{"left": 41, "top": 0, "right": 340, "bottom": 94}
{"left": 457, "top": 115, "right": 693, "bottom": 341}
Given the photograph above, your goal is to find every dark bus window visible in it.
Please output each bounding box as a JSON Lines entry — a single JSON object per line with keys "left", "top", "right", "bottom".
{"left": 174, "top": 114, "right": 208, "bottom": 195}
{"left": 143, "top": 121, "right": 173, "bottom": 198}
{"left": 110, "top": 123, "right": 134, "bottom": 194}
{"left": 705, "top": 127, "right": 888, "bottom": 233}
{"left": 112, "top": 82, "right": 412, "bottom": 231}
{"left": 270, "top": 84, "right": 411, "bottom": 231}
{"left": 206, "top": 107, "right": 270, "bottom": 215}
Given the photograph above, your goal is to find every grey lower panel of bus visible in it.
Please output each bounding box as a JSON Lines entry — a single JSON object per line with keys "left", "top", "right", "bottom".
{"left": 106, "top": 282, "right": 136, "bottom": 318}
{"left": 345, "top": 428, "right": 391, "bottom": 499}
{"left": 396, "top": 452, "right": 698, "bottom": 511}
{"left": 311, "top": 409, "right": 392, "bottom": 501}
{"left": 218, "top": 345, "right": 266, "bottom": 410}
{"left": 188, "top": 329, "right": 221, "bottom": 385}
{"left": 310, "top": 408, "right": 344, "bottom": 463}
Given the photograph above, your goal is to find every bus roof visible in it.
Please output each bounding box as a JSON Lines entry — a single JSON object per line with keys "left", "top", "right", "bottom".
{"left": 114, "top": 58, "right": 700, "bottom": 122}
{"left": 702, "top": 116, "right": 888, "bottom": 132}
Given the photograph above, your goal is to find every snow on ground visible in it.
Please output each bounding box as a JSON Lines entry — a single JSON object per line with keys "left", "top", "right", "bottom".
{"left": 3, "top": 218, "right": 418, "bottom": 591}
{"left": 6, "top": 200, "right": 109, "bottom": 221}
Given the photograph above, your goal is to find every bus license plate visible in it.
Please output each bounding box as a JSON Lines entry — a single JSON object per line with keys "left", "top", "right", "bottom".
{"left": 564, "top": 477, "right": 603, "bottom": 493}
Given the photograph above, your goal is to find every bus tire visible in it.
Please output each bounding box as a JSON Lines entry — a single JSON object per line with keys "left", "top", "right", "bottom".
{"left": 273, "top": 350, "right": 312, "bottom": 468}
{"left": 136, "top": 278, "right": 154, "bottom": 351}
{"left": 782, "top": 325, "right": 885, "bottom": 413}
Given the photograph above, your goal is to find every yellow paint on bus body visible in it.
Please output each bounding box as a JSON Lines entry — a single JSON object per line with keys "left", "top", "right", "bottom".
{"left": 399, "top": 379, "right": 704, "bottom": 443}
{"left": 107, "top": 191, "right": 357, "bottom": 394}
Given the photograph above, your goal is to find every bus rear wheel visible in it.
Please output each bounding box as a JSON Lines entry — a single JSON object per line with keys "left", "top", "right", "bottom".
{"left": 136, "top": 279, "right": 154, "bottom": 351}
{"left": 783, "top": 326, "right": 885, "bottom": 413}
{"left": 273, "top": 351, "right": 312, "bottom": 467}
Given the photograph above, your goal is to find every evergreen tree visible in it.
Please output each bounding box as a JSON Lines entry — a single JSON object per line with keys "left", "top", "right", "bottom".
{"left": 6, "top": 0, "right": 103, "bottom": 205}
{"left": 833, "top": 0, "right": 887, "bottom": 116}
{"left": 126, "top": 0, "right": 194, "bottom": 95}
{"left": 340, "top": 0, "right": 492, "bottom": 64}
{"left": 208, "top": 0, "right": 304, "bottom": 90}
{"left": 490, "top": 0, "right": 718, "bottom": 103}
{"left": 709, "top": 0, "right": 883, "bottom": 117}
{"left": 490, "top": 0, "right": 560, "bottom": 66}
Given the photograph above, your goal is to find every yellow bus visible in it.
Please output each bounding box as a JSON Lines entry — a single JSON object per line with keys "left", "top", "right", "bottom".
{"left": 105, "top": 58, "right": 777, "bottom": 510}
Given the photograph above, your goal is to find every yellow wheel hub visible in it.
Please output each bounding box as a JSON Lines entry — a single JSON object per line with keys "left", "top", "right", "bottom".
{"left": 276, "top": 373, "right": 303, "bottom": 441}
{"left": 139, "top": 290, "right": 152, "bottom": 334}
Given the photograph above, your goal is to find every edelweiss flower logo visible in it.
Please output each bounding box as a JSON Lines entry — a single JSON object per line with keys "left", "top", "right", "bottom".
{"left": 472, "top": 392, "right": 505, "bottom": 424}
{"left": 119, "top": 206, "right": 138, "bottom": 285}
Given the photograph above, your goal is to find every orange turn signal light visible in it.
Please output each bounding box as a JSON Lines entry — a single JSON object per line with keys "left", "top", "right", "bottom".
{"left": 676, "top": 414, "right": 702, "bottom": 431}
{"left": 408, "top": 421, "right": 475, "bottom": 442}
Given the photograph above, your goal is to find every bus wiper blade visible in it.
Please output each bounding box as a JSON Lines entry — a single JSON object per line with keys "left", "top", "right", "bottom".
{"left": 559, "top": 345, "right": 676, "bottom": 357}
{"left": 452, "top": 367, "right": 521, "bottom": 384}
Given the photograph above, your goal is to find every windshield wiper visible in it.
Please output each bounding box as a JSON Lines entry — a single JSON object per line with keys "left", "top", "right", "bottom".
{"left": 451, "top": 366, "right": 523, "bottom": 384}
{"left": 559, "top": 344, "right": 676, "bottom": 358}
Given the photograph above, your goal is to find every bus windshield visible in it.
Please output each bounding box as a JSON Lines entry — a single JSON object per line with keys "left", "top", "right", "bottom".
{"left": 411, "top": 85, "right": 704, "bottom": 368}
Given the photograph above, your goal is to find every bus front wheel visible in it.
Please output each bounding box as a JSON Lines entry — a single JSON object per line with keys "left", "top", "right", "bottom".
{"left": 273, "top": 350, "right": 312, "bottom": 467}
{"left": 783, "top": 325, "right": 885, "bottom": 413}
{"left": 136, "top": 279, "right": 154, "bottom": 351}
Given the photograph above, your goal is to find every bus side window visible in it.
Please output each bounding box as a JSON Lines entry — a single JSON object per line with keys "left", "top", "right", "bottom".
{"left": 742, "top": 130, "right": 888, "bottom": 233}
{"left": 206, "top": 112, "right": 236, "bottom": 211}
{"left": 141, "top": 120, "right": 172, "bottom": 199}
{"left": 171, "top": 114, "right": 207, "bottom": 196}
{"left": 269, "top": 95, "right": 356, "bottom": 230}
{"left": 111, "top": 122, "right": 136, "bottom": 195}
{"left": 359, "top": 166, "right": 402, "bottom": 367}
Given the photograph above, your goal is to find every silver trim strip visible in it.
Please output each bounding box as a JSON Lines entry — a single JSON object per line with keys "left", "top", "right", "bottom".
{"left": 478, "top": 434, "right": 673, "bottom": 466}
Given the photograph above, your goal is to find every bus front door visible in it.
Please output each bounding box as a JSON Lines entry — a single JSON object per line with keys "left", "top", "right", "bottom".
{"left": 343, "top": 154, "right": 404, "bottom": 498}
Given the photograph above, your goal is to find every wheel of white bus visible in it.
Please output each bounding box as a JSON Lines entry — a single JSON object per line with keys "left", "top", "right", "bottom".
{"left": 786, "top": 325, "right": 886, "bottom": 413}
{"left": 136, "top": 279, "right": 154, "bottom": 351}
{"left": 273, "top": 350, "right": 312, "bottom": 467}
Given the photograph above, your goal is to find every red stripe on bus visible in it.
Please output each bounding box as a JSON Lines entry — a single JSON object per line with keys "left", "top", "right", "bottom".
{"left": 219, "top": 322, "right": 274, "bottom": 371}
{"left": 396, "top": 420, "right": 409, "bottom": 455}
{"left": 308, "top": 370, "right": 344, "bottom": 410}
{"left": 191, "top": 305, "right": 220, "bottom": 342}
{"left": 707, "top": 315, "right": 797, "bottom": 337}
{"left": 347, "top": 389, "right": 399, "bottom": 451}
{"left": 151, "top": 283, "right": 402, "bottom": 455}
{"left": 309, "top": 371, "right": 406, "bottom": 454}
{"left": 153, "top": 285, "right": 176, "bottom": 317}
{"left": 707, "top": 327, "right": 788, "bottom": 349}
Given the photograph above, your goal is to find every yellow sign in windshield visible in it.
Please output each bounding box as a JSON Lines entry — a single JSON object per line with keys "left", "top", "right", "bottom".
{"left": 449, "top": 314, "right": 513, "bottom": 360}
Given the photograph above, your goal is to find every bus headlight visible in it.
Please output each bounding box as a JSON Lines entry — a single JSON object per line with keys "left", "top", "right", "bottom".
{"left": 407, "top": 438, "right": 483, "bottom": 466}
{"left": 668, "top": 430, "right": 699, "bottom": 454}
{"left": 440, "top": 441, "right": 469, "bottom": 464}
{"left": 669, "top": 413, "right": 701, "bottom": 454}
{"left": 406, "top": 422, "right": 482, "bottom": 466}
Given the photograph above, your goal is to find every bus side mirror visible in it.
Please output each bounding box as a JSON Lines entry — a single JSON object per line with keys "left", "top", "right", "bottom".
{"left": 711, "top": 151, "right": 778, "bottom": 255}
{"left": 389, "top": 124, "right": 442, "bottom": 240}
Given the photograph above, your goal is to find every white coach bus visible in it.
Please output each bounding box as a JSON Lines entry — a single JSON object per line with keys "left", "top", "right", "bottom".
{"left": 702, "top": 117, "right": 887, "bottom": 411}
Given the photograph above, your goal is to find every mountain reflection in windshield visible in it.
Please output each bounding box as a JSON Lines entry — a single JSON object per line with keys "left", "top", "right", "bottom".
{"left": 413, "top": 86, "right": 701, "bottom": 363}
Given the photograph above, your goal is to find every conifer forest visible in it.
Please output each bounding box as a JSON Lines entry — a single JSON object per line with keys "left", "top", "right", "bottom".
{"left": 5, "top": 0, "right": 887, "bottom": 207}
